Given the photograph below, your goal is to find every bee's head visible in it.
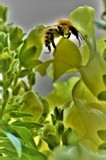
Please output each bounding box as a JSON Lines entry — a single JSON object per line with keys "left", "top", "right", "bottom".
{"left": 56, "top": 19, "right": 72, "bottom": 38}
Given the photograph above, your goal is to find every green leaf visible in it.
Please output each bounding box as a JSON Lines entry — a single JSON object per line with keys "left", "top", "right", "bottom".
{"left": 81, "top": 36, "right": 106, "bottom": 66}
{"left": 19, "top": 25, "right": 45, "bottom": 68}
{"left": 81, "top": 44, "right": 90, "bottom": 65}
{"left": 22, "top": 145, "right": 47, "bottom": 160}
{"left": 0, "top": 157, "right": 16, "bottom": 160}
{"left": 9, "top": 26, "right": 24, "bottom": 50}
{"left": 79, "top": 53, "right": 106, "bottom": 99}
{"left": 19, "top": 80, "right": 29, "bottom": 92}
{"left": 46, "top": 77, "right": 79, "bottom": 109}
{"left": 5, "top": 75, "right": 14, "bottom": 88}
{"left": 0, "top": 137, "right": 17, "bottom": 151}
{"left": 35, "top": 59, "right": 53, "bottom": 76}
{"left": 0, "top": 148, "right": 27, "bottom": 160}
{"left": 23, "top": 24, "right": 45, "bottom": 51}
{"left": 18, "top": 69, "right": 31, "bottom": 78}
{"left": 19, "top": 46, "right": 42, "bottom": 68}
{"left": 103, "top": 48, "right": 106, "bottom": 61}
{"left": 12, "top": 126, "right": 37, "bottom": 149}
{"left": 9, "top": 111, "right": 33, "bottom": 118}
{"left": 12, "top": 83, "right": 22, "bottom": 96}
{"left": 65, "top": 79, "right": 106, "bottom": 150}
{"left": 4, "top": 132, "right": 22, "bottom": 158}
{"left": 2, "top": 90, "right": 9, "bottom": 110}
{"left": 0, "top": 137, "right": 29, "bottom": 159}
{"left": 96, "top": 36, "right": 106, "bottom": 57}
{"left": 12, "top": 121, "right": 43, "bottom": 129}
{"left": 53, "top": 38, "right": 81, "bottom": 80}
{"left": 27, "top": 71, "right": 36, "bottom": 87}
{"left": 21, "top": 91, "right": 43, "bottom": 121}
{"left": 0, "top": 5, "right": 8, "bottom": 23}
{"left": 0, "top": 51, "right": 12, "bottom": 73}
{"left": 69, "top": 5, "right": 96, "bottom": 60}
{"left": 0, "top": 32, "right": 8, "bottom": 51}
{"left": 5, "top": 104, "right": 20, "bottom": 113}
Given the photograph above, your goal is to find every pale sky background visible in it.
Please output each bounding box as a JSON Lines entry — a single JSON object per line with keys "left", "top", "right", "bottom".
{"left": 0, "top": 0, "right": 105, "bottom": 96}
{"left": 0, "top": 0, "right": 104, "bottom": 31}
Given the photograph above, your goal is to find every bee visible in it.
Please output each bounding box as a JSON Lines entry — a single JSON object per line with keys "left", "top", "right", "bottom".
{"left": 43, "top": 19, "right": 82, "bottom": 52}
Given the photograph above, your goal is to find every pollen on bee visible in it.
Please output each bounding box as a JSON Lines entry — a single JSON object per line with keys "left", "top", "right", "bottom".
{"left": 56, "top": 19, "right": 72, "bottom": 26}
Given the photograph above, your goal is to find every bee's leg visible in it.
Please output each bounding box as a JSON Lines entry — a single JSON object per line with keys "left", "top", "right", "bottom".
{"left": 47, "top": 45, "right": 51, "bottom": 53}
{"left": 76, "top": 34, "right": 81, "bottom": 47}
{"left": 52, "top": 40, "right": 56, "bottom": 49}
{"left": 70, "top": 26, "right": 81, "bottom": 46}
{"left": 50, "top": 33, "right": 56, "bottom": 49}
{"left": 45, "top": 40, "right": 51, "bottom": 53}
